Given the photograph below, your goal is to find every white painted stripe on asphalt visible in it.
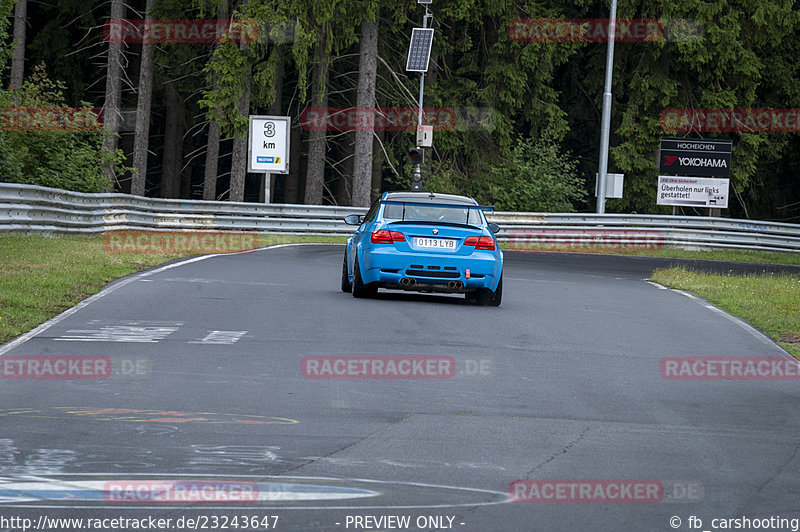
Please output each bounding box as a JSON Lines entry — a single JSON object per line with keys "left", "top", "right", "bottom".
{"left": 188, "top": 330, "right": 248, "bottom": 345}
{"left": 0, "top": 480, "right": 379, "bottom": 502}
{"left": 54, "top": 325, "right": 180, "bottom": 343}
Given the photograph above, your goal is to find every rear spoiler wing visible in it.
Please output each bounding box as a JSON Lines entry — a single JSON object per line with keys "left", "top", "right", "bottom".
{"left": 379, "top": 200, "right": 494, "bottom": 213}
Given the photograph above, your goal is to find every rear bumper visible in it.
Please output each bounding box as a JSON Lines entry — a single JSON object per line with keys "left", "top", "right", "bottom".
{"left": 360, "top": 247, "right": 501, "bottom": 292}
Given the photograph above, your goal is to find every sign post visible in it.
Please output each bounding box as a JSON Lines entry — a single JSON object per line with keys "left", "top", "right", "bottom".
{"left": 248, "top": 115, "right": 291, "bottom": 203}
{"left": 596, "top": 0, "right": 618, "bottom": 214}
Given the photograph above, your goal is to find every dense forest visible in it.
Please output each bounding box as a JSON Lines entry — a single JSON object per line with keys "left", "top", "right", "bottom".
{"left": 0, "top": 0, "right": 799, "bottom": 221}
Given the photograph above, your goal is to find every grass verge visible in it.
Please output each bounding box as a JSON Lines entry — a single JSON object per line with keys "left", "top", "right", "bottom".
{"left": 650, "top": 266, "right": 800, "bottom": 358}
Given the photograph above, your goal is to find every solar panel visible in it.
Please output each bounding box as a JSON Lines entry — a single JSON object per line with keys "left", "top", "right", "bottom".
{"left": 405, "top": 28, "right": 434, "bottom": 72}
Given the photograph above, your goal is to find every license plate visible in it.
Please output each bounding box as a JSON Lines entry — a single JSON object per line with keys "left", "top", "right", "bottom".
{"left": 414, "top": 237, "right": 456, "bottom": 249}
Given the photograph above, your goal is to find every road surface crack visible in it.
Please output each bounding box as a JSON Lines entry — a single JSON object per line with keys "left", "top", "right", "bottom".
{"left": 525, "top": 424, "right": 592, "bottom": 476}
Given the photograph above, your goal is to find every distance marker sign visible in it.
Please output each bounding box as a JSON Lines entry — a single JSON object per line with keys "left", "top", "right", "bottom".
{"left": 248, "top": 115, "right": 290, "bottom": 173}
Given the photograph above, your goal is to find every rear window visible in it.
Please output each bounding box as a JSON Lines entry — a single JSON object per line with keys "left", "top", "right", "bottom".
{"left": 382, "top": 203, "right": 483, "bottom": 226}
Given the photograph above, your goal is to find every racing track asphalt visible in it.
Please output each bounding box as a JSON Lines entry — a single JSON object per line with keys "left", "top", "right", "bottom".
{"left": 0, "top": 244, "right": 799, "bottom": 531}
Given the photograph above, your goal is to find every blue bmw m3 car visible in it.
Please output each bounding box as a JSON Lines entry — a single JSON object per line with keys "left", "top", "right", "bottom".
{"left": 341, "top": 192, "right": 503, "bottom": 306}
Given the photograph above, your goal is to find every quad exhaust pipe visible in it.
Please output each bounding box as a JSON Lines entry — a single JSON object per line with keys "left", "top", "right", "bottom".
{"left": 400, "top": 277, "right": 462, "bottom": 290}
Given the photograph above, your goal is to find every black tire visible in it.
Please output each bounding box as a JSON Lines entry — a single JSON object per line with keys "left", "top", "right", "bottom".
{"left": 487, "top": 273, "right": 502, "bottom": 306}
{"left": 341, "top": 253, "right": 352, "bottom": 293}
{"left": 352, "top": 256, "right": 377, "bottom": 298}
{"left": 473, "top": 273, "right": 502, "bottom": 306}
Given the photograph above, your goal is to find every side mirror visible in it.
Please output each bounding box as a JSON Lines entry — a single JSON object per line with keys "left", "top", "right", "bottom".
{"left": 488, "top": 222, "right": 501, "bottom": 234}
{"left": 344, "top": 214, "right": 363, "bottom": 226}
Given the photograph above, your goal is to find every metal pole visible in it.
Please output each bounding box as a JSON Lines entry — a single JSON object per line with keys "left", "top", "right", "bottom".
{"left": 596, "top": 0, "right": 617, "bottom": 214}
{"left": 418, "top": 74, "right": 425, "bottom": 129}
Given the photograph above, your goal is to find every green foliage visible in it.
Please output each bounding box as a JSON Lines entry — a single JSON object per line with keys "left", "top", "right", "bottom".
{"left": 0, "top": 64, "right": 123, "bottom": 193}
{"left": 0, "top": 0, "right": 13, "bottom": 74}
{"left": 480, "top": 128, "right": 586, "bottom": 212}
{"left": 199, "top": 38, "right": 252, "bottom": 137}
{"left": 601, "top": 0, "right": 800, "bottom": 216}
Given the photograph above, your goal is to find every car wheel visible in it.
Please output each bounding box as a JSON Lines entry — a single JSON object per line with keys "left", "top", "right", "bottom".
{"left": 340, "top": 253, "right": 352, "bottom": 293}
{"left": 352, "top": 256, "right": 377, "bottom": 298}
{"left": 473, "top": 273, "right": 502, "bottom": 306}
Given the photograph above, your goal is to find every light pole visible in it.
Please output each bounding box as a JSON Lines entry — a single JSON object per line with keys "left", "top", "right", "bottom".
{"left": 412, "top": 4, "right": 430, "bottom": 191}
{"left": 596, "top": 0, "right": 617, "bottom": 214}
{"left": 405, "top": 1, "right": 434, "bottom": 191}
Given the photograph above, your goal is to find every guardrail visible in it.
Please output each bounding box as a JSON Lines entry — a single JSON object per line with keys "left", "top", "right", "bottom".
{"left": 1, "top": 183, "right": 799, "bottom": 253}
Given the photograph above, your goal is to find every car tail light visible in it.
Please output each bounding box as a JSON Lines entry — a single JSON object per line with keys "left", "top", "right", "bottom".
{"left": 464, "top": 236, "right": 495, "bottom": 250}
{"left": 371, "top": 230, "right": 406, "bottom": 244}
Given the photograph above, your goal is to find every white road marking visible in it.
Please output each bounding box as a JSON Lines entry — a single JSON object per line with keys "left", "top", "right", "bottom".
{"left": 0, "top": 480, "right": 379, "bottom": 502}
{"left": 188, "top": 331, "right": 248, "bottom": 345}
{"left": 54, "top": 321, "right": 182, "bottom": 343}
{"left": 0, "top": 473, "right": 511, "bottom": 510}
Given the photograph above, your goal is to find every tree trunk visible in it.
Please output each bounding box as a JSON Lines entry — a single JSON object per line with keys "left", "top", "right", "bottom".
{"left": 351, "top": 17, "right": 378, "bottom": 207}
{"left": 229, "top": 15, "right": 252, "bottom": 203}
{"left": 303, "top": 32, "right": 329, "bottom": 205}
{"left": 130, "top": 0, "right": 155, "bottom": 196}
{"left": 204, "top": 122, "right": 221, "bottom": 200}
{"left": 9, "top": 0, "right": 26, "bottom": 89}
{"left": 202, "top": 0, "right": 228, "bottom": 201}
{"left": 371, "top": 127, "right": 384, "bottom": 202}
{"left": 161, "top": 82, "right": 186, "bottom": 198}
{"left": 101, "top": 0, "right": 125, "bottom": 189}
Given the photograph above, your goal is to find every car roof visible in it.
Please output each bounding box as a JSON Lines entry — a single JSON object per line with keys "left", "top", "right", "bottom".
{"left": 382, "top": 192, "right": 478, "bottom": 206}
